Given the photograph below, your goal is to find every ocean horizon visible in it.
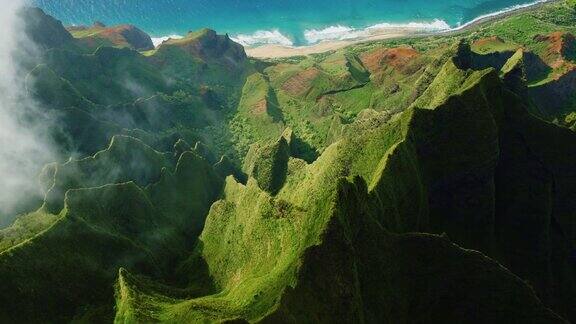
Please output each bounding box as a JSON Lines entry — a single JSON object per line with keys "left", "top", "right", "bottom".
{"left": 34, "top": 0, "right": 553, "bottom": 47}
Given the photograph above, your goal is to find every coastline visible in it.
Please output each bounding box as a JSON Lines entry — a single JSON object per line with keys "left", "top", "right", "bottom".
{"left": 245, "top": 30, "right": 409, "bottom": 59}
{"left": 245, "top": 0, "right": 560, "bottom": 59}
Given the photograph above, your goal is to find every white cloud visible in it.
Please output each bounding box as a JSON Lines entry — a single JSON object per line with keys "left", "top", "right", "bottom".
{"left": 0, "top": 0, "right": 58, "bottom": 220}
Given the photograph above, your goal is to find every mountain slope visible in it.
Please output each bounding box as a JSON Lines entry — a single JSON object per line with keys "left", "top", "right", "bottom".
{"left": 113, "top": 51, "right": 576, "bottom": 322}
{"left": 68, "top": 23, "right": 155, "bottom": 51}
{"left": 0, "top": 137, "right": 225, "bottom": 322}
{"left": 0, "top": 2, "right": 575, "bottom": 322}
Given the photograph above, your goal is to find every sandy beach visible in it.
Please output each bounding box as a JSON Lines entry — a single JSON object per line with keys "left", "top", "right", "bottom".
{"left": 245, "top": 0, "right": 560, "bottom": 59}
{"left": 245, "top": 30, "right": 411, "bottom": 58}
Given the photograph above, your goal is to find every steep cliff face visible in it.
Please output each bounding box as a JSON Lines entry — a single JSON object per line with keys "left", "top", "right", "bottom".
{"left": 0, "top": 137, "right": 225, "bottom": 323}
{"left": 528, "top": 32, "right": 576, "bottom": 117}
{"left": 113, "top": 54, "right": 576, "bottom": 323}
{"left": 1, "top": 1, "right": 575, "bottom": 323}
{"left": 264, "top": 178, "right": 565, "bottom": 324}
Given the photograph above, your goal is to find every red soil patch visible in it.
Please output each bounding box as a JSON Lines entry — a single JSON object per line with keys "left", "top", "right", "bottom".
{"left": 383, "top": 47, "right": 419, "bottom": 68}
{"left": 360, "top": 49, "right": 388, "bottom": 73}
{"left": 100, "top": 25, "right": 129, "bottom": 36}
{"left": 360, "top": 47, "right": 419, "bottom": 73}
{"left": 73, "top": 24, "right": 154, "bottom": 50}
{"left": 99, "top": 27, "right": 128, "bottom": 45}
{"left": 534, "top": 32, "right": 576, "bottom": 68}
{"left": 541, "top": 32, "right": 566, "bottom": 54}
{"left": 281, "top": 67, "right": 321, "bottom": 97}
{"left": 251, "top": 99, "right": 268, "bottom": 115}
{"left": 472, "top": 36, "right": 506, "bottom": 48}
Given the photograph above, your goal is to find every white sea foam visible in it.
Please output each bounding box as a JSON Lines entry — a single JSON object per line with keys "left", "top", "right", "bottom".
{"left": 303, "top": 25, "right": 364, "bottom": 44}
{"left": 151, "top": 0, "right": 553, "bottom": 48}
{"left": 303, "top": 0, "right": 552, "bottom": 46}
{"left": 367, "top": 19, "right": 451, "bottom": 31}
{"left": 450, "top": 0, "right": 554, "bottom": 31}
{"left": 303, "top": 19, "right": 451, "bottom": 44}
{"left": 151, "top": 34, "right": 183, "bottom": 47}
{"left": 231, "top": 29, "right": 294, "bottom": 47}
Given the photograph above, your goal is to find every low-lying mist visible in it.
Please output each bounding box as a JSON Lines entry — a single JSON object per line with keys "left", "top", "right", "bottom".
{"left": 0, "top": 0, "right": 59, "bottom": 224}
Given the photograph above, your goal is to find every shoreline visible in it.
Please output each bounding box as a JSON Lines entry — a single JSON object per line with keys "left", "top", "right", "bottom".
{"left": 245, "top": 0, "right": 560, "bottom": 59}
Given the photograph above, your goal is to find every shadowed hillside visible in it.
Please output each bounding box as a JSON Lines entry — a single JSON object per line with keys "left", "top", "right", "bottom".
{"left": 114, "top": 47, "right": 576, "bottom": 323}
{"left": 0, "top": 1, "right": 575, "bottom": 323}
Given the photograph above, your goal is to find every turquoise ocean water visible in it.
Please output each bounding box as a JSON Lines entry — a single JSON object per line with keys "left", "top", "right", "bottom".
{"left": 34, "top": 0, "right": 550, "bottom": 46}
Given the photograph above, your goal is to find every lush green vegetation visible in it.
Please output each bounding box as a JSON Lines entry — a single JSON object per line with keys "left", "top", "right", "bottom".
{"left": 1, "top": 1, "right": 576, "bottom": 322}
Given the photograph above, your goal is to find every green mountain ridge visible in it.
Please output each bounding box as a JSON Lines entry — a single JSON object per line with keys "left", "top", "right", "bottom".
{"left": 67, "top": 22, "right": 155, "bottom": 52}
{"left": 1, "top": 2, "right": 576, "bottom": 322}
{"left": 115, "top": 57, "right": 575, "bottom": 322}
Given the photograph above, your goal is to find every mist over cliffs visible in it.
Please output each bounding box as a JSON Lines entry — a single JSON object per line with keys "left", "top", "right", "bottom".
{"left": 0, "top": 1, "right": 575, "bottom": 323}
{"left": 0, "top": 0, "right": 59, "bottom": 223}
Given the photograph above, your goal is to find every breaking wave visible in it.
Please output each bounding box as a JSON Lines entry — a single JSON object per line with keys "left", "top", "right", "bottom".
{"left": 150, "top": 0, "right": 554, "bottom": 48}
{"left": 151, "top": 34, "right": 183, "bottom": 47}
{"left": 303, "top": 19, "right": 450, "bottom": 44}
{"left": 231, "top": 29, "right": 294, "bottom": 47}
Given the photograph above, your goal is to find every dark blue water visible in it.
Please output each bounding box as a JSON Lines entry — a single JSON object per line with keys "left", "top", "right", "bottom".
{"left": 34, "top": 0, "right": 550, "bottom": 46}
